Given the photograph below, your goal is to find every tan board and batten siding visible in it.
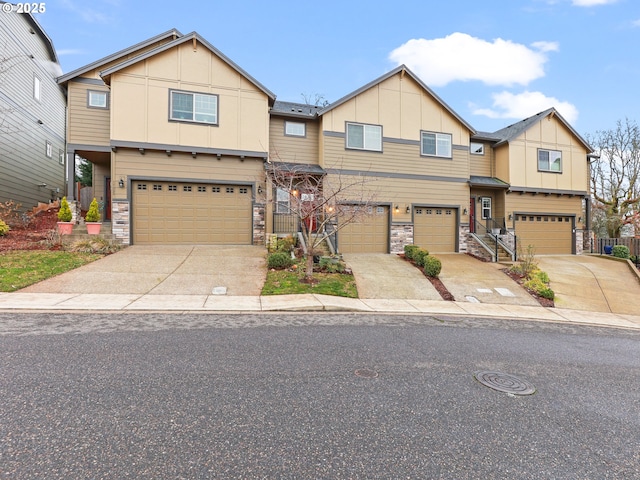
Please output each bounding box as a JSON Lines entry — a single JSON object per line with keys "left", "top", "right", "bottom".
{"left": 338, "top": 206, "right": 389, "bottom": 253}
{"left": 67, "top": 82, "right": 111, "bottom": 146}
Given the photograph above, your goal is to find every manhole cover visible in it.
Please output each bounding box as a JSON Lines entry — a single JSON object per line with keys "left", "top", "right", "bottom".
{"left": 474, "top": 371, "right": 536, "bottom": 395}
{"left": 354, "top": 368, "right": 378, "bottom": 379}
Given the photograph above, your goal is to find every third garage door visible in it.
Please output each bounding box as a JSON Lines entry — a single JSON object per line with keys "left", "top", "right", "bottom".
{"left": 133, "top": 181, "right": 252, "bottom": 245}
{"left": 514, "top": 214, "right": 573, "bottom": 255}
{"left": 413, "top": 207, "right": 457, "bottom": 253}
{"left": 338, "top": 205, "right": 389, "bottom": 253}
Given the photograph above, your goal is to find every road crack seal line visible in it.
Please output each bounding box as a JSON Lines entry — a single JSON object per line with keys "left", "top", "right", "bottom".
{"left": 148, "top": 246, "right": 195, "bottom": 295}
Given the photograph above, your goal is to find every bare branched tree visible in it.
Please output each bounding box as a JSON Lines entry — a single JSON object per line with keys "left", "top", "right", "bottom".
{"left": 266, "top": 160, "right": 378, "bottom": 280}
{"left": 588, "top": 118, "right": 640, "bottom": 237}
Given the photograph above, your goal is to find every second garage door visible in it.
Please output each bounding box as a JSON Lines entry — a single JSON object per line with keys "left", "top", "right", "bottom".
{"left": 514, "top": 214, "right": 573, "bottom": 255}
{"left": 133, "top": 181, "right": 252, "bottom": 245}
{"left": 338, "top": 205, "right": 389, "bottom": 253}
{"left": 413, "top": 207, "right": 457, "bottom": 253}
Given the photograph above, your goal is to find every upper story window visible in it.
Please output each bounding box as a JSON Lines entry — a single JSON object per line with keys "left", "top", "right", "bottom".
{"left": 45, "top": 141, "right": 52, "bottom": 158}
{"left": 346, "top": 122, "right": 382, "bottom": 152}
{"left": 421, "top": 131, "right": 452, "bottom": 158}
{"left": 33, "top": 75, "right": 41, "bottom": 102}
{"left": 88, "top": 90, "right": 109, "bottom": 109}
{"left": 538, "top": 148, "right": 562, "bottom": 172}
{"left": 170, "top": 90, "right": 218, "bottom": 125}
{"left": 470, "top": 142, "right": 484, "bottom": 155}
{"left": 285, "top": 121, "right": 306, "bottom": 137}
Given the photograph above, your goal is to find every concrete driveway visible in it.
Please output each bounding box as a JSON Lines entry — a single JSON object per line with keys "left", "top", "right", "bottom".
{"left": 537, "top": 255, "right": 640, "bottom": 315}
{"left": 342, "top": 254, "right": 441, "bottom": 300}
{"left": 22, "top": 245, "right": 267, "bottom": 296}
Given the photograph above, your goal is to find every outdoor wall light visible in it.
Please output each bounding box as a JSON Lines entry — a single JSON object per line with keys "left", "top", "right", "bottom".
{"left": 394, "top": 205, "right": 399, "bottom": 213}
{"left": 579, "top": 216, "right": 583, "bottom": 223}
{"left": 118, "top": 178, "right": 124, "bottom": 188}
{"left": 406, "top": 205, "right": 410, "bottom": 214}
{"left": 508, "top": 214, "right": 513, "bottom": 220}
{"left": 463, "top": 208, "right": 468, "bottom": 215}
{"left": 292, "top": 189, "right": 299, "bottom": 197}
{"left": 257, "top": 185, "right": 263, "bottom": 194}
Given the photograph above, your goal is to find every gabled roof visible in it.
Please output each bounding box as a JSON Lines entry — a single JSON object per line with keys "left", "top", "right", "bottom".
{"left": 99, "top": 32, "right": 276, "bottom": 104}
{"left": 489, "top": 108, "right": 593, "bottom": 152}
{"left": 57, "top": 29, "right": 182, "bottom": 84}
{"left": 317, "top": 65, "right": 476, "bottom": 134}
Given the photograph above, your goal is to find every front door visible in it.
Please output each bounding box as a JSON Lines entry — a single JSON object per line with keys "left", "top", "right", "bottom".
{"left": 105, "top": 177, "right": 112, "bottom": 221}
{"left": 469, "top": 197, "right": 476, "bottom": 233}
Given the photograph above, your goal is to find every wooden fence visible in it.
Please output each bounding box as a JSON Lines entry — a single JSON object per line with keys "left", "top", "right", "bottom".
{"left": 596, "top": 237, "right": 640, "bottom": 256}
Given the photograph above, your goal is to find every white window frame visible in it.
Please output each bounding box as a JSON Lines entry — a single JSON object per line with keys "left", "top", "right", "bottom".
{"left": 169, "top": 89, "right": 218, "bottom": 125}
{"left": 538, "top": 148, "right": 562, "bottom": 173}
{"left": 276, "top": 188, "right": 291, "bottom": 214}
{"left": 285, "top": 121, "right": 306, "bottom": 137}
{"left": 481, "top": 197, "right": 492, "bottom": 220}
{"left": 470, "top": 142, "right": 484, "bottom": 155}
{"left": 33, "top": 75, "right": 41, "bottom": 102}
{"left": 87, "top": 90, "right": 109, "bottom": 109}
{"left": 421, "top": 131, "right": 452, "bottom": 158}
{"left": 45, "top": 141, "right": 52, "bottom": 158}
{"left": 346, "top": 122, "right": 382, "bottom": 152}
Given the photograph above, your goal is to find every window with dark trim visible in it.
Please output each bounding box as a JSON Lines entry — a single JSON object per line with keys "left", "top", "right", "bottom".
{"left": 346, "top": 122, "right": 382, "bottom": 151}
{"left": 421, "top": 131, "right": 452, "bottom": 158}
{"left": 538, "top": 148, "right": 562, "bottom": 172}
{"left": 170, "top": 90, "right": 218, "bottom": 125}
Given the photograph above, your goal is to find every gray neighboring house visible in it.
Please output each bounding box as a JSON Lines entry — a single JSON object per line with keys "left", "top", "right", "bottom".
{"left": 0, "top": 3, "right": 66, "bottom": 211}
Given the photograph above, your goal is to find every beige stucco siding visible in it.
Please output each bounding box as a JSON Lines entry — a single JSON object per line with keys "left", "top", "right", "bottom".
{"left": 67, "top": 81, "right": 110, "bottom": 146}
{"left": 112, "top": 150, "right": 265, "bottom": 199}
{"left": 269, "top": 118, "right": 319, "bottom": 165}
{"left": 109, "top": 41, "right": 270, "bottom": 153}
{"left": 506, "top": 117, "right": 589, "bottom": 192}
{"left": 321, "top": 74, "right": 471, "bottom": 146}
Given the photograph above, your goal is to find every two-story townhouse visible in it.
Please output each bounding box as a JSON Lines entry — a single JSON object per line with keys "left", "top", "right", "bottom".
{"left": 0, "top": 4, "right": 66, "bottom": 210}
{"left": 59, "top": 29, "right": 592, "bottom": 257}
{"left": 58, "top": 30, "right": 274, "bottom": 244}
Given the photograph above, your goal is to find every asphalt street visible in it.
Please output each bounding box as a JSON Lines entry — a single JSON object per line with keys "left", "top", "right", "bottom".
{"left": 1, "top": 312, "right": 639, "bottom": 479}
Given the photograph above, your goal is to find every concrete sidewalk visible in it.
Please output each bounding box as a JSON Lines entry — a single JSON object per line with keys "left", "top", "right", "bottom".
{"left": 1, "top": 292, "right": 639, "bottom": 331}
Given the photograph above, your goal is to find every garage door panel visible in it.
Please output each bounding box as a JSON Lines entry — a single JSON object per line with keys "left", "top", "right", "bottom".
{"left": 133, "top": 181, "right": 252, "bottom": 245}
{"left": 339, "top": 206, "right": 389, "bottom": 254}
{"left": 515, "top": 215, "right": 572, "bottom": 254}
{"left": 413, "top": 207, "right": 457, "bottom": 253}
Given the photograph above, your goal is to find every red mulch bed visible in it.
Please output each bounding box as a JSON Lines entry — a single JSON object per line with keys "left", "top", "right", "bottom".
{"left": 398, "top": 254, "right": 455, "bottom": 301}
{"left": 0, "top": 208, "right": 61, "bottom": 252}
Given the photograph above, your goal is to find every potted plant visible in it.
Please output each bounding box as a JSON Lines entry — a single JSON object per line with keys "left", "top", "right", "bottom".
{"left": 57, "top": 196, "right": 74, "bottom": 235}
{"left": 84, "top": 197, "right": 102, "bottom": 234}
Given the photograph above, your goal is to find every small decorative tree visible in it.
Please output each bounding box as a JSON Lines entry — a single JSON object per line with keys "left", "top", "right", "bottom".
{"left": 84, "top": 198, "right": 102, "bottom": 234}
{"left": 85, "top": 198, "right": 101, "bottom": 222}
{"left": 57, "top": 196, "right": 74, "bottom": 235}
{"left": 58, "top": 196, "right": 72, "bottom": 222}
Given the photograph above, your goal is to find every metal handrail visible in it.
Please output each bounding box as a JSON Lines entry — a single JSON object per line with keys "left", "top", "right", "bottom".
{"left": 474, "top": 217, "right": 518, "bottom": 261}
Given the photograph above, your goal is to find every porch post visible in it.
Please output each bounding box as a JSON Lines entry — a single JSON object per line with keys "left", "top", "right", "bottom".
{"left": 66, "top": 147, "right": 75, "bottom": 200}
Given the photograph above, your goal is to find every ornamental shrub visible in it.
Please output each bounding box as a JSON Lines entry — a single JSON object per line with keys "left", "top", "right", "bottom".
{"left": 84, "top": 198, "right": 100, "bottom": 223}
{"left": 85, "top": 198, "right": 101, "bottom": 223}
{"left": 414, "top": 248, "right": 430, "bottom": 267}
{"left": 612, "top": 245, "right": 630, "bottom": 259}
{"left": 267, "top": 252, "right": 293, "bottom": 269}
{"left": 404, "top": 245, "right": 420, "bottom": 261}
{"left": 58, "top": 196, "right": 72, "bottom": 222}
{"left": 319, "top": 257, "right": 346, "bottom": 273}
{"left": 0, "top": 219, "right": 9, "bottom": 236}
{"left": 423, "top": 255, "right": 442, "bottom": 277}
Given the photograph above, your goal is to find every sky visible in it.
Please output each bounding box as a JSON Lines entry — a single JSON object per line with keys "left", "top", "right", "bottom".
{"left": 30, "top": 0, "right": 640, "bottom": 138}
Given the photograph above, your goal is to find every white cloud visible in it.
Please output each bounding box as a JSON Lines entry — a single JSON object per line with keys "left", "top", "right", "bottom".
{"left": 472, "top": 91, "right": 579, "bottom": 124}
{"left": 632, "top": 19, "right": 640, "bottom": 27}
{"left": 388, "top": 33, "right": 556, "bottom": 87}
{"left": 56, "top": 49, "right": 85, "bottom": 56}
{"left": 572, "top": 0, "right": 618, "bottom": 6}
{"left": 59, "top": 0, "right": 112, "bottom": 23}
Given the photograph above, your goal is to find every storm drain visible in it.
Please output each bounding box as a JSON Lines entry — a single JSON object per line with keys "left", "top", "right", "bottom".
{"left": 473, "top": 371, "right": 536, "bottom": 395}
{"left": 354, "top": 368, "right": 379, "bottom": 379}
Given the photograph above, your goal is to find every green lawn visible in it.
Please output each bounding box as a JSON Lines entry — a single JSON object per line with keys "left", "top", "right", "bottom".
{"left": 0, "top": 250, "right": 102, "bottom": 292}
{"left": 262, "top": 268, "right": 358, "bottom": 298}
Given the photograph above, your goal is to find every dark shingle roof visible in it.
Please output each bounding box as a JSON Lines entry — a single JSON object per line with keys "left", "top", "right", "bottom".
{"left": 271, "top": 101, "right": 321, "bottom": 118}
{"left": 469, "top": 176, "right": 510, "bottom": 189}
